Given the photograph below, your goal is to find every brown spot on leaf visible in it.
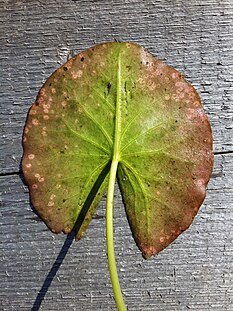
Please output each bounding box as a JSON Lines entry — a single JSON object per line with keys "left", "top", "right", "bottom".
{"left": 28, "top": 154, "right": 35, "bottom": 160}
{"left": 32, "top": 119, "right": 39, "bottom": 126}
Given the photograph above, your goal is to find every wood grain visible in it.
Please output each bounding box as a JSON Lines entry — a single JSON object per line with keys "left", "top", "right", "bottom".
{"left": 0, "top": 0, "right": 232, "bottom": 310}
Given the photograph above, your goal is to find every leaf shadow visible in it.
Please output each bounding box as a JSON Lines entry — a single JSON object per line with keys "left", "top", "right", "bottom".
{"left": 31, "top": 232, "right": 75, "bottom": 311}
{"left": 20, "top": 161, "right": 111, "bottom": 311}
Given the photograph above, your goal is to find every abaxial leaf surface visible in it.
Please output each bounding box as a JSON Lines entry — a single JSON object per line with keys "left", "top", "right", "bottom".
{"left": 22, "top": 42, "right": 213, "bottom": 258}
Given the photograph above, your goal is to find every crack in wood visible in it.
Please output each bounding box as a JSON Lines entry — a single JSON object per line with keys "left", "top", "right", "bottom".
{"left": 214, "top": 150, "right": 233, "bottom": 155}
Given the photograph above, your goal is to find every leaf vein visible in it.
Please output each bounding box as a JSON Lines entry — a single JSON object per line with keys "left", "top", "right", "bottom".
{"left": 77, "top": 101, "right": 113, "bottom": 146}
{"left": 121, "top": 160, "right": 150, "bottom": 231}
{"left": 121, "top": 120, "right": 168, "bottom": 153}
{"left": 62, "top": 119, "right": 110, "bottom": 154}
{"left": 119, "top": 112, "right": 141, "bottom": 146}
{"left": 91, "top": 87, "right": 115, "bottom": 112}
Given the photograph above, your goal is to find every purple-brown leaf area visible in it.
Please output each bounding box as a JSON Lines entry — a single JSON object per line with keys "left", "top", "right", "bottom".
{"left": 117, "top": 47, "right": 213, "bottom": 258}
{"left": 22, "top": 42, "right": 213, "bottom": 258}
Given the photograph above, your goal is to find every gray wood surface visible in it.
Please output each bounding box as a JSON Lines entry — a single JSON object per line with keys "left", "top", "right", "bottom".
{"left": 0, "top": 0, "right": 232, "bottom": 310}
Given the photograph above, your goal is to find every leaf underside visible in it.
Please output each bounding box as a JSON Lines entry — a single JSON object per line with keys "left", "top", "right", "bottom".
{"left": 22, "top": 42, "right": 213, "bottom": 258}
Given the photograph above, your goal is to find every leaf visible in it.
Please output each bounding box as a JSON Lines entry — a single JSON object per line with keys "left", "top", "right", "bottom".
{"left": 22, "top": 42, "right": 213, "bottom": 258}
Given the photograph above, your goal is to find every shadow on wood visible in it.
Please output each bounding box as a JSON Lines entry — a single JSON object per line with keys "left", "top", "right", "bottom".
{"left": 31, "top": 232, "right": 75, "bottom": 311}
{"left": 30, "top": 161, "right": 111, "bottom": 310}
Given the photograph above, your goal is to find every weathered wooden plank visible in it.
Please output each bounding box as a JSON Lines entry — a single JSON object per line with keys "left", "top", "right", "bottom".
{"left": 0, "top": 154, "right": 232, "bottom": 310}
{"left": 1, "top": 0, "right": 233, "bottom": 310}
{"left": 0, "top": 0, "right": 233, "bottom": 174}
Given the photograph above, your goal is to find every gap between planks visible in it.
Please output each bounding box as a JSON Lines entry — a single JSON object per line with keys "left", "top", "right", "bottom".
{"left": 0, "top": 151, "right": 232, "bottom": 178}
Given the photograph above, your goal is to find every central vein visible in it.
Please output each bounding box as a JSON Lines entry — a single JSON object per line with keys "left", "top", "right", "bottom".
{"left": 106, "top": 53, "right": 127, "bottom": 311}
{"left": 113, "top": 53, "right": 122, "bottom": 162}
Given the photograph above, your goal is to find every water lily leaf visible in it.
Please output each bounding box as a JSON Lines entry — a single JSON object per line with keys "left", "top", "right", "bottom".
{"left": 22, "top": 42, "right": 213, "bottom": 258}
